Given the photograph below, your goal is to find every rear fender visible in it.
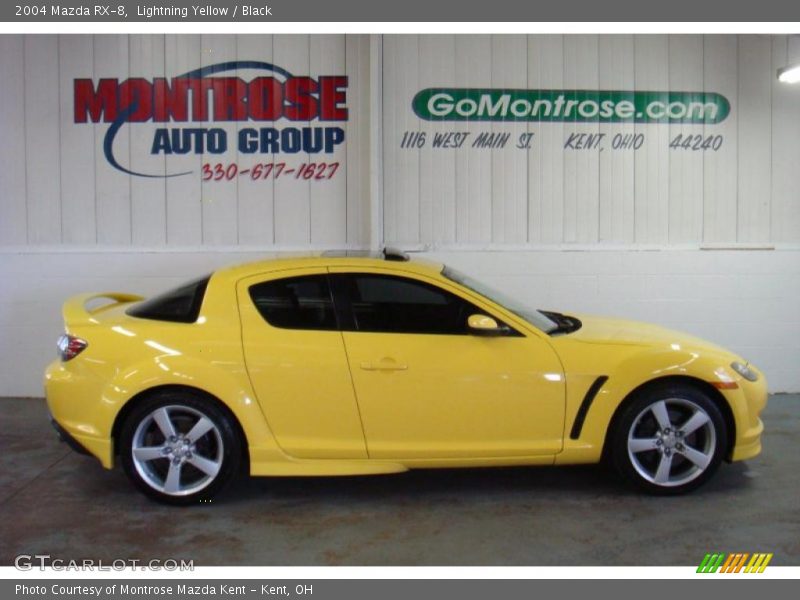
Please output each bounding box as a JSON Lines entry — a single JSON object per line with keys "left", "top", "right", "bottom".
{"left": 103, "top": 356, "right": 282, "bottom": 467}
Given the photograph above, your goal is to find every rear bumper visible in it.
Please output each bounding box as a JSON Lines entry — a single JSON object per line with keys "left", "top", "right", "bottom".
{"left": 45, "top": 359, "right": 114, "bottom": 468}
{"left": 50, "top": 417, "right": 90, "bottom": 456}
{"left": 48, "top": 415, "right": 113, "bottom": 467}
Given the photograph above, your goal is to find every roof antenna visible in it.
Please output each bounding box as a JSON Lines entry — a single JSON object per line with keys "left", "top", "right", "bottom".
{"left": 382, "top": 247, "right": 410, "bottom": 262}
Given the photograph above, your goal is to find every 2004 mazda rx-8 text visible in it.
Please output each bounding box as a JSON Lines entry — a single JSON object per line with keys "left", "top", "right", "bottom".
{"left": 45, "top": 249, "right": 767, "bottom": 504}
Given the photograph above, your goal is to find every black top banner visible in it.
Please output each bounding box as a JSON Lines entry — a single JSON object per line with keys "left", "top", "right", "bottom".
{"left": 2, "top": 0, "right": 800, "bottom": 22}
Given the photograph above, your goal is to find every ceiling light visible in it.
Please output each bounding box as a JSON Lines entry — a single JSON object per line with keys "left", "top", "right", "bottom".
{"left": 777, "top": 63, "right": 800, "bottom": 83}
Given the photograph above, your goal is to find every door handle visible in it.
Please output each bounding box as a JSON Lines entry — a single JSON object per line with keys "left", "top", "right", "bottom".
{"left": 360, "top": 358, "right": 408, "bottom": 371}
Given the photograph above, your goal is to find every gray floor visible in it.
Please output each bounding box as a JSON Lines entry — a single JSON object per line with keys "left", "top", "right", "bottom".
{"left": 1, "top": 395, "right": 797, "bottom": 566}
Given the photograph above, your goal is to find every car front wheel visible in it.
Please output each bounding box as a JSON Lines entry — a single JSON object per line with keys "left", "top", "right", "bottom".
{"left": 612, "top": 384, "right": 727, "bottom": 495}
{"left": 120, "top": 391, "right": 242, "bottom": 505}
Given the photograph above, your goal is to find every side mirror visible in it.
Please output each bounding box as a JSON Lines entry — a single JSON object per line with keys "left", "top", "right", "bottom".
{"left": 467, "top": 314, "right": 509, "bottom": 336}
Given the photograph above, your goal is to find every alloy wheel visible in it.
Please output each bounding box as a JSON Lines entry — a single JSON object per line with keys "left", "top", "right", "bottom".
{"left": 626, "top": 398, "right": 717, "bottom": 488}
{"left": 131, "top": 405, "right": 224, "bottom": 496}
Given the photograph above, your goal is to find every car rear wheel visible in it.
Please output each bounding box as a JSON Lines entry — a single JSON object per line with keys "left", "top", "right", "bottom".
{"left": 120, "top": 391, "right": 242, "bottom": 505}
{"left": 611, "top": 383, "right": 727, "bottom": 495}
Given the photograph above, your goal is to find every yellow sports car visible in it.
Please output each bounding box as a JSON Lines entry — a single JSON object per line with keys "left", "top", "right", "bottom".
{"left": 45, "top": 249, "right": 767, "bottom": 504}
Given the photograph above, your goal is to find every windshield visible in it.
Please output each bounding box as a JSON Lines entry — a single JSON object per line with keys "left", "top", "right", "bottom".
{"left": 442, "top": 266, "right": 558, "bottom": 334}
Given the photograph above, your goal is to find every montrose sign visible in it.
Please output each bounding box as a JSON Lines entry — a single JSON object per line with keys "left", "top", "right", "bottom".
{"left": 413, "top": 88, "right": 730, "bottom": 124}
{"left": 404, "top": 86, "right": 731, "bottom": 154}
{"left": 74, "top": 60, "right": 348, "bottom": 178}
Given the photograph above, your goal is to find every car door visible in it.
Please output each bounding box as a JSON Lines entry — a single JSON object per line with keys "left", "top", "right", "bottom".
{"left": 329, "top": 268, "right": 566, "bottom": 460}
{"left": 237, "top": 269, "right": 367, "bottom": 459}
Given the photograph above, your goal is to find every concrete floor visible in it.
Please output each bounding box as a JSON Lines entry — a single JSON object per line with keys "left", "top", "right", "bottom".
{"left": 0, "top": 395, "right": 797, "bottom": 566}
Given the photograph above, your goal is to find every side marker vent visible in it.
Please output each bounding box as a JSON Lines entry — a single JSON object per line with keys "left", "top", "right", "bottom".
{"left": 570, "top": 376, "right": 609, "bottom": 440}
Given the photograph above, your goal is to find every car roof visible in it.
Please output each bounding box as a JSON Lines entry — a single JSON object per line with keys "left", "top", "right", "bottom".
{"left": 214, "top": 251, "right": 445, "bottom": 281}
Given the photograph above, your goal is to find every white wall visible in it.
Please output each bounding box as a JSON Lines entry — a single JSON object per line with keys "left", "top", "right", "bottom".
{"left": 3, "top": 248, "right": 798, "bottom": 396}
{"left": 1, "top": 34, "right": 799, "bottom": 396}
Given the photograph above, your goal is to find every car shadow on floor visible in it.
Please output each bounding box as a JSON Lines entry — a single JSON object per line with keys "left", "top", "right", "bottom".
{"left": 31, "top": 437, "right": 758, "bottom": 511}
{"left": 216, "top": 460, "right": 754, "bottom": 506}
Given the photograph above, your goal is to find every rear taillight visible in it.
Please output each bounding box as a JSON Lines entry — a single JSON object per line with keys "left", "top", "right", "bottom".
{"left": 57, "top": 334, "right": 88, "bottom": 361}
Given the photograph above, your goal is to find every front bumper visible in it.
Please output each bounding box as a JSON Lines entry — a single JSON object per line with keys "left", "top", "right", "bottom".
{"left": 731, "top": 418, "right": 764, "bottom": 461}
{"left": 726, "top": 366, "right": 768, "bottom": 462}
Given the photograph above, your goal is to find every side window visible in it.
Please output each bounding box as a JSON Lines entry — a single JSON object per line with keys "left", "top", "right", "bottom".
{"left": 127, "top": 275, "right": 210, "bottom": 323}
{"left": 341, "top": 274, "right": 479, "bottom": 335}
{"left": 249, "top": 275, "right": 337, "bottom": 331}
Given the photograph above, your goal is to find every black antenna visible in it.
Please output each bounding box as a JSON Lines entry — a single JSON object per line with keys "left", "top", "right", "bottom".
{"left": 382, "top": 247, "right": 410, "bottom": 262}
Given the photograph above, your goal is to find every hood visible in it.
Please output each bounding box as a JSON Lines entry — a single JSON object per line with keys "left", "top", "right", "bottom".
{"left": 559, "top": 313, "right": 734, "bottom": 358}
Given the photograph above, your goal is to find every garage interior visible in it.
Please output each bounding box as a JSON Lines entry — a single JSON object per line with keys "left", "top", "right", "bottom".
{"left": 1, "top": 33, "right": 799, "bottom": 565}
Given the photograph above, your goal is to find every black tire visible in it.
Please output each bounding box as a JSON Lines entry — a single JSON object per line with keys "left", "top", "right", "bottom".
{"left": 120, "top": 390, "right": 242, "bottom": 505}
{"left": 610, "top": 382, "right": 727, "bottom": 495}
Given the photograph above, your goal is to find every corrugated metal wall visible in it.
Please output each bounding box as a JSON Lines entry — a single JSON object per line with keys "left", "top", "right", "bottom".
{"left": 382, "top": 34, "right": 800, "bottom": 246}
{"left": 0, "top": 34, "right": 372, "bottom": 248}
{"left": 2, "top": 34, "right": 799, "bottom": 250}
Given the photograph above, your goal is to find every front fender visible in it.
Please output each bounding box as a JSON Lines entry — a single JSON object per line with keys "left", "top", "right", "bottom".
{"left": 556, "top": 346, "right": 757, "bottom": 464}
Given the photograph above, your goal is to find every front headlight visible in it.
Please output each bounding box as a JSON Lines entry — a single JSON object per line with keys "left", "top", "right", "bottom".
{"left": 731, "top": 361, "right": 759, "bottom": 382}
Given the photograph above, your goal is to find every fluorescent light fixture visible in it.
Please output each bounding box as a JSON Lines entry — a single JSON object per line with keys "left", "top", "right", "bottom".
{"left": 777, "top": 63, "right": 800, "bottom": 83}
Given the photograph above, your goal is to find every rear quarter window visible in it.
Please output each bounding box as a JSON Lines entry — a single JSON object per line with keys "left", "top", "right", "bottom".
{"left": 249, "top": 275, "right": 337, "bottom": 330}
{"left": 126, "top": 276, "right": 210, "bottom": 323}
